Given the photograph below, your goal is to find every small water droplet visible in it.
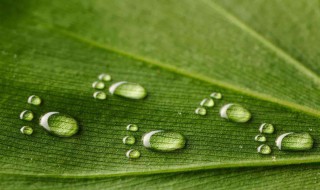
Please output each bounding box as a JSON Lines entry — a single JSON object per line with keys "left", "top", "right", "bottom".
{"left": 123, "top": 135, "right": 136, "bottom": 145}
{"left": 142, "top": 130, "right": 186, "bottom": 152}
{"left": 275, "top": 132, "right": 313, "bottom": 151}
{"left": 98, "top": 73, "right": 112, "bottom": 81}
{"left": 239, "top": 145, "right": 243, "bottom": 149}
{"left": 20, "top": 110, "right": 34, "bottom": 121}
{"left": 200, "top": 98, "right": 214, "bottom": 107}
{"left": 257, "top": 144, "right": 271, "bottom": 154}
{"left": 259, "top": 123, "right": 274, "bottom": 134}
{"left": 255, "top": 134, "right": 266, "bottom": 142}
{"left": 126, "top": 124, "right": 138, "bottom": 132}
{"left": 27, "top": 95, "right": 41, "bottom": 106}
{"left": 210, "top": 92, "right": 222, "bottom": 99}
{"left": 93, "top": 91, "right": 107, "bottom": 100}
{"left": 39, "top": 112, "right": 79, "bottom": 137}
{"left": 195, "top": 107, "right": 206, "bottom": 115}
{"left": 20, "top": 126, "right": 33, "bottom": 135}
{"left": 109, "top": 81, "right": 147, "bottom": 100}
{"left": 92, "top": 81, "right": 105, "bottom": 89}
{"left": 220, "top": 103, "right": 251, "bottom": 123}
{"left": 126, "top": 149, "right": 140, "bottom": 159}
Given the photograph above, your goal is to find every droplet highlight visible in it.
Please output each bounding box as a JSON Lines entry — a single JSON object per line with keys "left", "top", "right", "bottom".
{"left": 27, "top": 95, "right": 41, "bottom": 106}
{"left": 92, "top": 81, "right": 105, "bottom": 89}
{"left": 257, "top": 144, "right": 271, "bottom": 155}
{"left": 259, "top": 123, "right": 274, "bottom": 134}
{"left": 123, "top": 136, "right": 136, "bottom": 145}
{"left": 126, "top": 149, "right": 140, "bottom": 159}
{"left": 195, "top": 107, "right": 206, "bottom": 115}
{"left": 109, "top": 81, "right": 147, "bottom": 100}
{"left": 20, "top": 126, "right": 33, "bottom": 135}
{"left": 20, "top": 110, "right": 34, "bottom": 121}
{"left": 200, "top": 98, "right": 214, "bottom": 107}
{"left": 220, "top": 103, "right": 251, "bottom": 123}
{"left": 275, "top": 132, "right": 313, "bottom": 151}
{"left": 126, "top": 124, "right": 138, "bottom": 132}
{"left": 210, "top": 92, "right": 222, "bottom": 99}
{"left": 98, "top": 73, "right": 112, "bottom": 82}
{"left": 254, "top": 134, "right": 266, "bottom": 142}
{"left": 93, "top": 91, "right": 107, "bottom": 100}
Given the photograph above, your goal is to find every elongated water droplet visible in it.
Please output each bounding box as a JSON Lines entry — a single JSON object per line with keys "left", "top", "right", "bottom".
{"left": 126, "top": 149, "right": 140, "bottom": 159}
{"left": 195, "top": 107, "right": 206, "bottom": 115}
{"left": 142, "top": 130, "right": 186, "bottom": 152}
{"left": 259, "top": 123, "right": 274, "bottom": 134}
{"left": 92, "top": 81, "right": 105, "bottom": 89}
{"left": 20, "top": 126, "right": 33, "bottom": 135}
{"left": 220, "top": 103, "right": 251, "bottom": 123}
{"left": 210, "top": 92, "right": 222, "bottom": 99}
{"left": 126, "top": 124, "right": 138, "bottom": 132}
{"left": 275, "top": 132, "right": 313, "bottom": 151}
{"left": 39, "top": 112, "right": 79, "bottom": 137}
{"left": 257, "top": 144, "right": 271, "bottom": 154}
{"left": 98, "top": 73, "right": 112, "bottom": 81}
{"left": 109, "top": 81, "right": 147, "bottom": 100}
{"left": 20, "top": 110, "right": 34, "bottom": 121}
{"left": 27, "top": 95, "right": 41, "bottom": 106}
{"left": 255, "top": 134, "right": 266, "bottom": 142}
{"left": 93, "top": 91, "right": 107, "bottom": 100}
{"left": 123, "top": 136, "right": 136, "bottom": 145}
{"left": 200, "top": 98, "right": 214, "bottom": 107}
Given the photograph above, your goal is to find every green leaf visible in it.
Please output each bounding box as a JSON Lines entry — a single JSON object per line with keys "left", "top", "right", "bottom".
{"left": 1, "top": 0, "right": 320, "bottom": 188}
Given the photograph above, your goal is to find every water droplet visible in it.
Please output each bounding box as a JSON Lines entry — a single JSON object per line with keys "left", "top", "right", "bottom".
{"left": 19, "top": 110, "right": 34, "bottom": 121}
{"left": 98, "top": 73, "right": 112, "bottom": 81}
{"left": 259, "top": 123, "right": 274, "bottom": 134}
{"left": 195, "top": 107, "right": 206, "bottom": 115}
{"left": 220, "top": 103, "right": 251, "bottom": 123}
{"left": 109, "top": 81, "right": 147, "bottom": 100}
{"left": 210, "top": 92, "right": 222, "bottom": 99}
{"left": 92, "top": 81, "right": 105, "bottom": 89}
{"left": 275, "top": 132, "right": 313, "bottom": 151}
{"left": 39, "top": 112, "right": 79, "bottom": 137}
{"left": 142, "top": 130, "right": 186, "bottom": 152}
{"left": 20, "top": 126, "right": 33, "bottom": 135}
{"left": 200, "top": 98, "right": 214, "bottom": 107}
{"left": 126, "top": 149, "right": 140, "bottom": 159}
{"left": 27, "top": 95, "right": 41, "bottom": 106}
{"left": 126, "top": 124, "right": 138, "bottom": 132}
{"left": 93, "top": 91, "right": 107, "bottom": 100}
{"left": 123, "top": 135, "right": 136, "bottom": 145}
{"left": 255, "top": 134, "right": 266, "bottom": 142}
{"left": 257, "top": 144, "right": 271, "bottom": 154}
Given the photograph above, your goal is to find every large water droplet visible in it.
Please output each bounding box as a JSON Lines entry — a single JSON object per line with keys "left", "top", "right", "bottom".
{"left": 20, "top": 110, "right": 34, "bottom": 121}
{"left": 39, "top": 112, "right": 79, "bottom": 137}
{"left": 126, "top": 149, "right": 140, "bottom": 159}
{"left": 259, "top": 123, "right": 274, "bottom": 134}
{"left": 93, "top": 91, "right": 107, "bottom": 100}
{"left": 92, "top": 81, "right": 105, "bottom": 89}
{"left": 142, "top": 130, "right": 186, "bottom": 152}
{"left": 210, "top": 92, "right": 222, "bottom": 99}
{"left": 98, "top": 73, "right": 112, "bottom": 82}
{"left": 27, "top": 95, "right": 41, "bottom": 106}
{"left": 126, "top": 124, "right": 138, "bottom": 132}
{"left": 200, "top": 98, "right": 214, "bottom": 107}
{"left": 257, "top": 144, "right": 271, "bottom": 154}
{"left": 254, "top": 134, "right": 266, "bottom": 142}
{"left": 109, "top": 81, "right": 147, "bottom": 100}
{"left": 123, "top": 136, "right": 136, "bottom": 145}
{"left": 275, "top": 132, "right": 313, "bottom": 151}
{"left": 195, "top": 107, "right": 206, "bottom": 115}
{"left": 20, "top": 126, "right": 33, "bottom": 135}
{"left": 220, "top": 103, "right": 251, "bottom": 123}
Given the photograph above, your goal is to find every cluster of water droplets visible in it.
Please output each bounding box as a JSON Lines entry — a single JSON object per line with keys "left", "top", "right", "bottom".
{"left": 19, "top": 95, "right": 42, "bottom": 135}
{"left": 254, "top": 123, "right": 274, "bottom": 155}
{"left": 123, "top": 124, "right": 140, "bottom": 159}
{"left": 195, "top": 92, "right": 222, "bottom": 116}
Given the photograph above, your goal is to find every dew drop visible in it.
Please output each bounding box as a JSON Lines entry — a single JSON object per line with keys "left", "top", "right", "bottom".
{"left": 27, "top": 95, "right": 41, "bottom": 106}
{"left": 20, "top": 110, "right": 34, "bottom": 121}
{"left": 275, "top": 132, "right": 313, "bottom": 151}
{"left": 93, "top": 91, "right": 107, "bottom": 100}
{"left": 123, "top": 135, "right": 136, "bottom": 145}
{"left": 257, "top": 144, "right": 271, "bottom": 155}
{"left": 98, "top": 73, "right": 112, "bottom": 82}
{"left": 126, "top": 149, "right": 140, "bottom": 159}
{"left": 20, "top": 126, "right": 33, "bottom": 135}
{"left": 259, "top": 123, "right": 274, "bottom": 134}
{"left": 195, "top": 107, "right": 206, "bottom": 115}
{"left": 109, "top": 81, "right": 147, "bottom": 100}
{"left": 39, "top": 112, "right": 79, "bottom": 137}
{"left": 126, "top": 124, "right": 138, "bottom": 132}
{"left": 220, "top": 103, "right": 251, "bottom": 123}
{"left": 254, "top": 134, "right": 266, "bottom": 142}
{"left": 142, "top": 130, "right": 186, "bottom": 152}
{"left": 200, "top": 98, "right": 214, "bottom": 107}
{"left": 92, "top": 81, "right": 105, "bottom": 89}
{"left": 210, "top": 92, "right": 222, "bottom": 99}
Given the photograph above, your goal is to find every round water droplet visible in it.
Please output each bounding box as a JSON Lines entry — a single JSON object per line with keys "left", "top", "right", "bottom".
{"left": 275, "top": 132, "right": 313, "bottom": 151}
{"left": 93, "top": 91, "right": 107, "bottom": 100}
{"left": 126, "top": 149, "right": 140, "bottom": 159}
{"left": 20, "top": 126, "right": 33, "bottom": 135}
{"left": 39, "top": 112, "right": 79, "bottom": 137}
{"left": 142, "top": 130, "right": 186, "bottom": 152}
{"left": 200, "top": 98, "right": 214, "bottom": 107}
{"left": 220, "top": 103, "right": 251, "bottom": 123}
{"left": 20, "top": 110, "right": 34, "bottom": 121}
{"left": 126, "top": 124, "right": 138, "bottom": 132}
{"left": 259, "top": 123, "right": 274, "bottom": 134}
{"left": 92, "top": 81, "right": 105, "bottom": 89}
{"left": 27, "top": 95, "right": 41, "bottom": 106}
{"left": 254, "top": 134, "right": 266, "bottom": 142}
{"left": 98, "top": 73, "right": 112, "bottom": 82}
{"left": 195, "top": 107, "right": 206, "bottom": 115}
{"left": 210, "top": 92, "right": 222, "bottom": 99}
{"left": 123, "top": 136, "right": 136, "bottom": 145}
{"left": 257, "top": 144, "right": 271, "bottom": 155}
{"left": 109, "top": 81, "right": 147, "bottom": 100}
